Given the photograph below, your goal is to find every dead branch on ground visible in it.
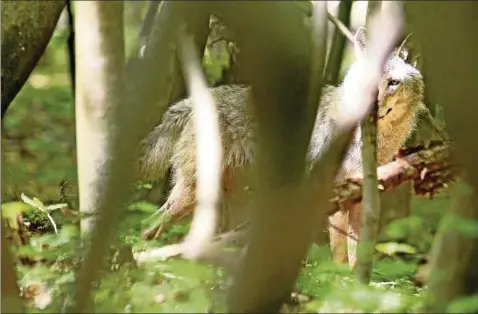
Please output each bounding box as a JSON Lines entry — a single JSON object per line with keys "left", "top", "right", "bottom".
{"left": 331, "top": 141, "right": 454, "bottom": 216}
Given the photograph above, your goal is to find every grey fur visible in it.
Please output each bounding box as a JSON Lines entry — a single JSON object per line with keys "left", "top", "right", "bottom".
{"left": 140, "top": 52, "right": 425, "bottom": 183}
{"left": 138, "top": 50, "right": 425, "bottom": 234}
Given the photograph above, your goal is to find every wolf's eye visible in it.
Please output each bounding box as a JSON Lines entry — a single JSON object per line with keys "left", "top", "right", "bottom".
{"left": 388, "top": 79, "right": 400, "bottom": 87}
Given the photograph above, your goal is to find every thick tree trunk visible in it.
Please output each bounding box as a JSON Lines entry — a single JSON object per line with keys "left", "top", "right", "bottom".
{"left": 423, "top": 189, "right": 478, "bottom": 313}
{"left": 1, "top": 1, "right": 65, "bottom": 119}
{"left": 405, "top": 2, "right": 478, "bottom": 312}
{"left": 210, "top": 3, "right": 323, "bottom": 312}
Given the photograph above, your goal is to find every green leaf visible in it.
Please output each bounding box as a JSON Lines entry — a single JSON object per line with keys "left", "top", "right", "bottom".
{"left": 32, "top": 197, "right": 45, "bottom": 208}
{"left": 20, "top": 193, "right": 45, "bottom": 211}
{"left": 45, "top": 203, "right": 68, "bottom": 212}
{"left": 375, "top": 242, "right": 417, "bottom": 255}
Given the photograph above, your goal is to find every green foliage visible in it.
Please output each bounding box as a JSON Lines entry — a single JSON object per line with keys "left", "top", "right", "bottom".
{"left": 20, "top": 193, "right": 70, "bottom": 234}
{"left": 296, "top": 245, "right": 423, "bottom": 312}
{"left": 447, "top": 295, "right": 478, "bottom": 313}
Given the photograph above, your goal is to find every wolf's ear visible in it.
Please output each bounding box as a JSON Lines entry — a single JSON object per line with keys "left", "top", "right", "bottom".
{"left": 399, "top": 47, "right": 420, "bottom": 68}
{"left": 397, "top": 33, "right": 421, "bottom": 68}
{"left": 354, "top": 27, "right": 367, "bottom": 59}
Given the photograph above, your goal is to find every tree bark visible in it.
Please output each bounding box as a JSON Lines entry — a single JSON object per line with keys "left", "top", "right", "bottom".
{"left": 356, "top": 104, "right": 381, "bottom": 282}
{"left": 354, "top": 1, "right": 383, "bottom": 283}
{"left": 213, "top": 2, "right": 405, "bottom": 311}
{"left": 209, "top": 2, "right": 323, "bottom": 312}
{"left": 324, "top": 0, "right": 352, "bottom": 85}
{"left": 405, "top": 2, "right": 478, "bottom": 312}
{"left": 71, "top": 2, "right": 126, "bottom": 311}
{"left": 331, "top": 142, "right": 453, "bottom": 215}
{"left": 1, "top": 1, "right": 65, "bottom": 119}
{"left": 1, "top": 218, "right": 24, "bottom": 313}
{"left": 75, "top": 2, "right": 126, "bottom": 236}
{"left": 422, "top": 188, "right": 478, "bottom": 313}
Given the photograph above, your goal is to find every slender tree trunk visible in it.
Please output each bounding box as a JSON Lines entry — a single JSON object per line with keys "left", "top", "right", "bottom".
{"left": 71, "top": 2, "right": 126, "bottom": 311}
{"left": 354, "top": 0, "right": 383, "bottom": 284}
{"left": 75, "top": 2, "right": 126, "bottom": 236}
{"left": 70, "top": 2, "right": 193, "bottom": 310}
{"left": 1, "top": 1, "right": 65, "bottom": 119}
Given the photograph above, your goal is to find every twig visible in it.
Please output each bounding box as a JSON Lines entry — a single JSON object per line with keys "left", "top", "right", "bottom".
{"left": 327, "top": 12, "right": 355, "bottom": 43}
{"left": 204, "top": 11, "right": 356, "bottom": 56}
{"left": 396, "top": 33, "right": 412, "bottom": 57}
{"left": 329, "top": 222, "right": 359, "bottom": 242}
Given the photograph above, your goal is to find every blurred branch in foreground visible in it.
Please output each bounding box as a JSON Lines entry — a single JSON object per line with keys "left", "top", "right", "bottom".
{"left": 211, "top": 2, "right": 322, "bottom": 312}
{"left": 71, "top": 1, "right": 197, "bottom": 312}
{"left": 134, "top": 1, "right": 211, "bottom": 212}
{"left": 177, "top": 31, "right": 222, "bottom": 259}
{"left": 405, "top": 2, "right": 478, "bottom": 312}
